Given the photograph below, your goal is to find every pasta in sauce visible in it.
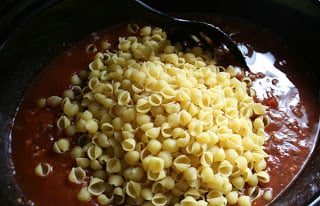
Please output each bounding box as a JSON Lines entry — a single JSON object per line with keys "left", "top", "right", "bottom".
{"left": 11, "top": 15, "right": 319, "bottom": 206}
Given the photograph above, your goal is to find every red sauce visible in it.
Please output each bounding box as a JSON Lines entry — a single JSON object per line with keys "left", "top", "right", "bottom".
{"left": 11, "top": 16, "right": 320, "bottom": 206}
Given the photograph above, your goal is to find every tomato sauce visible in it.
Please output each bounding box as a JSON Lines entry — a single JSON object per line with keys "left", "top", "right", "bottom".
{"left": 11, "top": 15, "right": 320, "bottom": 206}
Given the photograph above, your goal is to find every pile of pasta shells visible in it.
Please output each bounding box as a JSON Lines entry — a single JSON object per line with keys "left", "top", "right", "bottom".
{"left": 41, "top": 24, "right": 272, "bottom": 206}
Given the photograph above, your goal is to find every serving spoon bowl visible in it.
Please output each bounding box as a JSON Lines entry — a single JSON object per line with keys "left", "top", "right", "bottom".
{"left": 128, "top": 0, "right": 250, "bottom": 70}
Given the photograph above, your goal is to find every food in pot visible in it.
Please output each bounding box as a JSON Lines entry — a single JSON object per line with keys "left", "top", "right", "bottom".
{"left": 11, "top": 16, "right": 320, "bottom": 206}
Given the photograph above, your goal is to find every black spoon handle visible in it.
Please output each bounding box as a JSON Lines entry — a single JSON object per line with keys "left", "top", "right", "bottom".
{"left": 127, "top": 0, "right": 177, "bottom": 29}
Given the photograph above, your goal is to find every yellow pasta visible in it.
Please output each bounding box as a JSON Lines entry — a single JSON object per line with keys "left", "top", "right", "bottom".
{"left": 121, "top": 138, "right": 136, "bottom": 151}
{"left": 157, "top": 151, "right": 172, "bottom": 168}
{"left": 160, "top": 122, "right": 172, "bottom": 138}
{"left": 176, "top": 131, "right": 191, "bottom": 148}
{"left": 231, "top": 176, "right": 245, "bottom": 190}
{"left": 87, "top": 144, "right": 103, "bottom": 160}
{"left": 56, "top": 115, "right": 71, "bottom": 129}
{"left": 173, "top": 154, "right": 191, "bottom": 173}
{"left": 147, "top": 156, "right": 164, "bottom": 173}
{"left": 238, "top": 195, "right": 251, "bottom": 206}
{"left": 256, "top": 171, "right": 270, "bottom": 183}
{"left": 218, "top": 160, "right": 233, "bottom": 176}
{"left": 263, "top": 189, "right": 273, "bottom": 202}
{"left": 188, "top": 119, "right": 203, "bottom": 136}
{"left": 34, "top": 162, "right": 53, "bottom": 177}
{"left": 62, "top": 97, "right": 79, "bottom": 116}
{"left": 90, "top": 160, "right": 103, "bottom": 170}
{"left": 68, "top": 167, "right": 86, "bottom": 184}
{"left": 200, "top": 151, "right": 214, "bottom": 166}
{"left": 124, "top": 166, "right": 144, "bottom": 182}
{"left": 247, "top": 186, "right": 262, "bottom": 200}
{"left": 199, "top": 166, "right": 214, "bottom": 182}
{"left": 106, "top": 157, "right": 121, "bottom": 173}
{"left": 147, "top": 139, "right": 162, "bottom": 155}
{"left": 47, "top": 25, "right": 272, "bottom": 206}
{"left": 207, "top": 174, "right": 224, "bottom": 190}
{"left": 247, "top": 173, "right": 259, "bottom": 187}
{"left": 160, "top": 87, "right": 176, "bottom": 100}
{"left": 113, "top": 187, "right": 125, "bottom": 204}
{"left": 160, "top": 176, "right": 175, "bottom": 190}
{"left": 151, "top": 181, "right": 165, "bottom": 193}
{"left": 178, "top": 110, "right": 192, "bottom": 126}
{"left": 213, "top": 148, "right": 226, "bottom": 162}
{"left": 76, "top": 157, "right": 90, "bottom": 169}
{"left": 183, "top": 167, "right": 197, "bottom": 181}
{"left": 145, "top": 127, "right": 161, "bottom": 139}
{"left": 136, "top": 113, "right": 151, "bottom": 125}
{"left": 108, "top": 174, "right": 124, "bottom": 187}
{"left": 117, "top": 90, "right": 131, "bottom": 106}
{"left": 141, "top": 187, "right": 153, "bottom": 201}
{"left": 147, "top": 170, "right": 166, "bottom": 181}
{"left": 77, "top": 187, "right": 91, "bottom": 202}
{"left": 97, "top": 194, "right": 113, "bottom": 205}
{"left": 164, "top": 102, "right": 181, "bottom": 114}
{"left": 148, "top": 93, "right": 162, "bottom": 106}
{"left": 53, "top": 138, "right": 70, "bottom": 153}
{"left": 88, "top": 177, "right": 106, "bottom": 195}
{"left": 207, "top": 190, "right": 227, "bottom": 206}
{"left": 46, "top": 95, "right": 62, "bottom": 107}
{"left": 126, "top": 180, "right": 141, "bottom": 198}
{"left": 151, "top": 193, "right": 167, "bottom": 206}
{"left": 140, "top": 122, "right": 154, "bottom": 132}
{"left": 226, "top": 191, "right": 238, "bottom": 205}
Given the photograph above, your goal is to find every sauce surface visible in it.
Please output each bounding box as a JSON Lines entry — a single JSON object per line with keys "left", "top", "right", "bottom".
{"left": 11, "top": 15, "right": 320, "bottom": 206}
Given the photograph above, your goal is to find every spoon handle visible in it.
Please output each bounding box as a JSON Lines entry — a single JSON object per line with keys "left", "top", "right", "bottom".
{"left": 127, "top": 0, "right": 177, "bottom": 29}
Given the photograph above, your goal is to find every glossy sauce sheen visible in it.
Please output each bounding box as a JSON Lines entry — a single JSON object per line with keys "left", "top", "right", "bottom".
{"left": 11, "top": 16, "right": 320, "bottom": 206}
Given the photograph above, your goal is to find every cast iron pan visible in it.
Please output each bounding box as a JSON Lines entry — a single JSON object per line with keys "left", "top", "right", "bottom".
{"left": 0, "top": 0, "right": 319, "bottom": 205}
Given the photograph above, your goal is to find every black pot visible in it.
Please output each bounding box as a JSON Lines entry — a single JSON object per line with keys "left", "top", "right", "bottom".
{"left": 0, "top": 0, "right": 319, "bottom": 205}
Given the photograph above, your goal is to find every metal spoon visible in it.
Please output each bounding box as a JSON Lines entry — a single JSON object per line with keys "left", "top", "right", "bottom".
{"left": 127, "top": 0, "right": 249, "bottom": 70}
